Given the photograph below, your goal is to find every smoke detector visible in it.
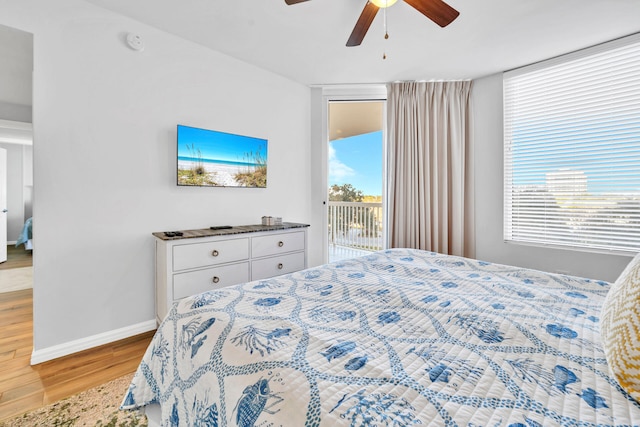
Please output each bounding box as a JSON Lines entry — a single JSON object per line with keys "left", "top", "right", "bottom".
{"left": 125, "top": 33, "right": 144, "bottom": 52}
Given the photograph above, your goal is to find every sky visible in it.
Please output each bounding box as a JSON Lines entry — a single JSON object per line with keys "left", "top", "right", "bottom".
{"left": 329, "top": 130, "right": 383, "bottom": 197}
{"left": 177, "top": 124, "right": 267, "bottom": 164}
{"left": 509, "top": 121, "right": 640, "bottom": 193}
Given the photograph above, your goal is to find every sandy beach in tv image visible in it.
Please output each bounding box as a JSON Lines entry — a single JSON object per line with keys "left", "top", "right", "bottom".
{"left": 178, "top": 158, "right": 258, "bottom": 186}
{"left": 177, "top": 125, "right": 267, "bottom": 188}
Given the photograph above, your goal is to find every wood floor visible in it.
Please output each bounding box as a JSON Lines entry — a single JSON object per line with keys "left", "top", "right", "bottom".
{"left": 0, "top": 245, "right": 32, "bottom": 270}
{"left": 0, "top": 288, "right": 155, "bottom": 421}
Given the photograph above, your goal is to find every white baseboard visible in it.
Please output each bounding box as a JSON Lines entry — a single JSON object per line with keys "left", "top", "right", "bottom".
{"left": 7, "top": 240, "right": 17, "bottom": 245}
{"left": 30, "top": 319, "right": 157, "bottom": 365}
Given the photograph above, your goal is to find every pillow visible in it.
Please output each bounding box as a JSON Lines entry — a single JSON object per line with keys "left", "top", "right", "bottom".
{"left": 601, "top": 252, "right": 640, "bottom": 401}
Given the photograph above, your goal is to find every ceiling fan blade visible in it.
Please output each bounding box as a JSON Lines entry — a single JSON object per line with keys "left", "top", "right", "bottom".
{"left": 404, "top": 0, "right": 459, "bottom": 27}
{"left": 284, "top": 0, "right": 310, "bottom": 4}
{"left": 346, "top": 2, "right": 380, "bottom": 47}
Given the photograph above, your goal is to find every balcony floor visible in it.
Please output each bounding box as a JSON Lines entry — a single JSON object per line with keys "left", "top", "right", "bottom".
{"left": 328, "top": 244, "right": 374, "bottom": 263}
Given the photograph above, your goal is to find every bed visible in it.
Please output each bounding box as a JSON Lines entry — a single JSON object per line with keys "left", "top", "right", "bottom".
{"left": 15, "top": 217, "right": 32, "bottom": 250}
{"left": 121, "top": 248, "right": 640, "bottom": 426}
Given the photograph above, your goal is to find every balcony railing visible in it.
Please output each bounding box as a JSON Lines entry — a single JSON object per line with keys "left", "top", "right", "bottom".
{"left": 328, "top": 201, "right": 383, "bottom": 253}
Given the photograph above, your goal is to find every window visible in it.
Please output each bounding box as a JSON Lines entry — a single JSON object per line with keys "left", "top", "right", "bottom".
{"left": 504, "top": 34, "right": 640, "bottom": 253}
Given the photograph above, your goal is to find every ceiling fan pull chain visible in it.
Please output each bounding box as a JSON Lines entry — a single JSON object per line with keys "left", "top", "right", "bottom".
{"left": 383, "top": 6, "right": 388, "bottom": 59}
{"left": 383, "top": 6, "right": 389, "bottom": 39}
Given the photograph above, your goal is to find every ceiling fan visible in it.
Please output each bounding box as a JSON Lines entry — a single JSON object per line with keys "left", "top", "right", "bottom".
{"left": 284, "top": 0, "right": 459, "bottom": 47}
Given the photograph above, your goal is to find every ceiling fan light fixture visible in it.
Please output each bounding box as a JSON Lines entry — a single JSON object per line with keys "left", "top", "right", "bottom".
{"left": 369, "top": 0, "right": 398, "bottom": 8}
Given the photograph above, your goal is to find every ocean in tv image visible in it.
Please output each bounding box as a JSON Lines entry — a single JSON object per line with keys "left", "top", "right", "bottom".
{"left": 177, "top": 125, "right": 268, "bottom": 188}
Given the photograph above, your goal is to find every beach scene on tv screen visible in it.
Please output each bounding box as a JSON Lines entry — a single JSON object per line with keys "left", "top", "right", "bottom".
{"left": 177, "top": 125, "right": 268, "bottom": 187}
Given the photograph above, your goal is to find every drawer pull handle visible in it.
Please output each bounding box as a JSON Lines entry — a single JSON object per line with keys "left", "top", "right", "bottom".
{"left": 278, "top": 263, "right": 284, "bottom": 270}
{"left": 278, "top": 241, "right": 284, "bottom": 247}
{"left": 212, "top": 250, "right": 219, "bottom": 257}
{"left": 212, "top": 276, "right": 220, "bottom": 284}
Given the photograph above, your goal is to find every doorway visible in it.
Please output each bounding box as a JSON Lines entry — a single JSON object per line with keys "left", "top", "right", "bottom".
{"left": 327, "top": 100, "right": 386, "bottom": 262}
{"left": 0, "top": 24, "right": 34, "bottom": 293}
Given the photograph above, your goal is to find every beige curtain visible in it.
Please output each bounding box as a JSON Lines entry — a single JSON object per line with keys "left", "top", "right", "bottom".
{"left": 386, "top": 81, "right": 475, "bottom": 258}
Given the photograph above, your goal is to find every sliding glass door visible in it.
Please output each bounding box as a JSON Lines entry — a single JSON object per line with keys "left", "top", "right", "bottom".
{"left": 327, "top": 100, "right": 386, "bottom": 262}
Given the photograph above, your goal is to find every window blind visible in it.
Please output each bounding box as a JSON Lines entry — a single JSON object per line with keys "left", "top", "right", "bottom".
{"left": 503, "top": 34, "right": 640, "bottom": 253}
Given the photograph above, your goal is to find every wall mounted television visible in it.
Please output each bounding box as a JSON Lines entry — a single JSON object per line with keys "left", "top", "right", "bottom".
{"left": 177, "top": 124, "right": 268, "bottom": 188}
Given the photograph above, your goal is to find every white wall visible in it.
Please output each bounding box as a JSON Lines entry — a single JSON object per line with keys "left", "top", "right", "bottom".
{"left": 0, "top": 0, "right": 315, "bottom": 360}
{"left": 309, "top": 88, "right": 326, "bottom": 267}
{"left": 0, "top": 23, "right": 32, "bottom": 114}
{"left": 473, "top": 73, "right": 633, "bottom": 282}
{"left": 0, "top": 102, "right": 31, "bottom": 123}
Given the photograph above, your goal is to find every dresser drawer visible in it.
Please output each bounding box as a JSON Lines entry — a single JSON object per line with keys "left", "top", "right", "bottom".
{"left": 155, "top": 224, "right": 309, "bottom": 323}
{"left": 173, "top": 262, "right": 249, "bottom": 300}
{"left": 251, "top": 231, "right": 305, "bottom": 258}
{"left": 173, "top": 238, "right": 249, "bottom": 271}
{"left": 252, "top": 252, "right": 305, "bottom": 281}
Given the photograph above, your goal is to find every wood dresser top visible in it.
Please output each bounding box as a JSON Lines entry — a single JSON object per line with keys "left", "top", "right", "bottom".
{"left": 152, "top": 222, "right": 310, "bottom": 241}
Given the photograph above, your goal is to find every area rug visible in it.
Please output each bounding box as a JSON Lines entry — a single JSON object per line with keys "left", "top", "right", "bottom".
{"left": 0, "top": 266, "right": 32, "bottom": 293}
{"left": 0, "top": 372, "right": 147, "bottom": 427}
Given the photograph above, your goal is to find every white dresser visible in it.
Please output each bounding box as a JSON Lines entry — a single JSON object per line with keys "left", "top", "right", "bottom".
{"left": 153, "top": 223, "right": 309, "bottom": 323}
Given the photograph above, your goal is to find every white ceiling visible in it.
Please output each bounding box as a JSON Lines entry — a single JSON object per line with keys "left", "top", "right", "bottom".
{"left": 329, "top": 101, "right": 383, "bottom": 140}
{"left": 84, "top": 0, "right": 640, "bottom": 86}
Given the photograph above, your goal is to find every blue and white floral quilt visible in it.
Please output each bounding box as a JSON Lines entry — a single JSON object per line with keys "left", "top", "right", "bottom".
{"left": 122, "top": 249, "right": 640, "bottom": 426}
